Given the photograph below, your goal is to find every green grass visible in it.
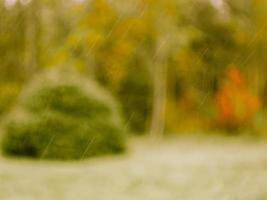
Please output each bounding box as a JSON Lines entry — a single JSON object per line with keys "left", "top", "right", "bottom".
{"left": 1, "top": 135, "right": 267, "bottom": 200}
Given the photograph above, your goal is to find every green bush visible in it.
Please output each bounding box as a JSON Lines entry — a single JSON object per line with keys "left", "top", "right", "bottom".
{"left": 1, "top": 69, "right": 126, "bottom": 160}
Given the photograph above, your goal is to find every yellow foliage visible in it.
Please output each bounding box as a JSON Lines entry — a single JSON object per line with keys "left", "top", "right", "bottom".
{"left": 47, "top": 48, "right": 69, "bottom": 66}
{"left": 86, "top": 31, "right": 105, "bottom": 47}
{"left": 105, "top": 63, "right": 125, "bottom": 87}
{"left": 0, "top": 83, "right": 20, "bottom": 113}
{"left": 112, "top": 40, "right": 134, "bottom": 60}
{"left": 87, "top": 0, "right": 117, "bottom": 28}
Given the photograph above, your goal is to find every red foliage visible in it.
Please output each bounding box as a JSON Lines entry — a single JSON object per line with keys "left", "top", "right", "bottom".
{"left": 215, "top": 65, "right": 261, "bottom": 129}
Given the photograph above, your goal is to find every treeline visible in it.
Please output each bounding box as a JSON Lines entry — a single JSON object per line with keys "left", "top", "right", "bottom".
{"left": 1, "top": 0, "right": 267, "bottom": 135}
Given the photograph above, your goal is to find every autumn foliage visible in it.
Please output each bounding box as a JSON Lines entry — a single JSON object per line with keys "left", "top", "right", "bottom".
{"left": 215, "top": 65, "right": 261, "bottom": 129}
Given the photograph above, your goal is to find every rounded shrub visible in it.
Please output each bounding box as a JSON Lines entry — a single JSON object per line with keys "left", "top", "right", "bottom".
{"left": 1, "top": 69, "right": 126, "bottom": 160}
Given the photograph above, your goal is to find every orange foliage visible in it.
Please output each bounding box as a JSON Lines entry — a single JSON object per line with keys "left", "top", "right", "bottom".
{"left": 215, "top": 65, "right": 261, "bottom": 129}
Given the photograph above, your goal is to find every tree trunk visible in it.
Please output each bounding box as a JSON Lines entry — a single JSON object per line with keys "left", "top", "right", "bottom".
{"left": 25, "top": 0, "right": 41, "bottom": 75}
{"left": 150, "top": 39, "right": 168, "bottom": 139}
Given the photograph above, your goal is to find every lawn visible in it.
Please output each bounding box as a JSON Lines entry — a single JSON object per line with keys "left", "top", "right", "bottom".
{"left": 1, "top": 135, "right": 267, "bottom": 200}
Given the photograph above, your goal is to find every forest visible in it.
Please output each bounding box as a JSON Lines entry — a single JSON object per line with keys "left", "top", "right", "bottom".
{"left": 1, "top": 0, "right": 267, "bottom": 199}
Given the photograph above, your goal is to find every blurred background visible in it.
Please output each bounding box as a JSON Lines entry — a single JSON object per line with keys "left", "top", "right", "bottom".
{"left": 1, "top": 0, "right": 267, "bottom": 199}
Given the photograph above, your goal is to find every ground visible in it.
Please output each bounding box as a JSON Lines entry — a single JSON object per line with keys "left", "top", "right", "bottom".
{"left": 1, "top": 135, "right": 267, "bottom": 200}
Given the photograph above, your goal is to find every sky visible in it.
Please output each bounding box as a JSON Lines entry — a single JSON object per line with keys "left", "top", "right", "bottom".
{"left": 4, "top": 0, "right": 224, "bottom": 8}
